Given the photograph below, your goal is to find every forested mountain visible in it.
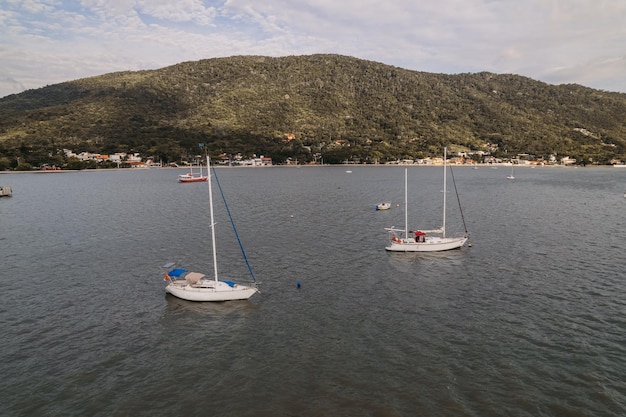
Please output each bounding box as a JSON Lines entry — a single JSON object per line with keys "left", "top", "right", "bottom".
{"left": 1, "top": 54, "right": 625, "bottom": 169}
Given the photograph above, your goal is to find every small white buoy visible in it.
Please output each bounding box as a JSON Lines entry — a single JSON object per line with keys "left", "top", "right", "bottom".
{"left": 468, "top": 243, "right": 472, "bottom": 247}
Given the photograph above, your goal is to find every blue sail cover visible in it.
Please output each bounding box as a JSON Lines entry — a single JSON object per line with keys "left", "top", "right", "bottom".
{"left": 168, "top": 268, "right": 187, "bottom": 278}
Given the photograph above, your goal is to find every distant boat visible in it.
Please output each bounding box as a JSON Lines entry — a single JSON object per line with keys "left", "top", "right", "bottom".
{"left": 385, "top": 147, "right": 468, "bottom": 252}
{"left": 178, "top": 162, "right": 207, "bottom": 183}
{"left": 376, "top": 202, "right": 391, "bottom": 211}
{"left": 507, "top": 165, "right": 515, "bottom": 180}
{"left": 0, "top": 186, "right": 12, "bottom": 197}
{"left": 164, "top": 155, "right": 259, "bottom": 301}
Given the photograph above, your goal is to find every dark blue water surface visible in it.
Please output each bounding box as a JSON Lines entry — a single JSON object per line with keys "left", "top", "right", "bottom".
{"left": 1, "top": 165, "right": 624, "bottom": 416}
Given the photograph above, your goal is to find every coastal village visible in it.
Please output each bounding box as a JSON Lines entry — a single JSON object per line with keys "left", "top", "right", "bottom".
{"left": 18, "top": 133, "right": 625, "bottom": 171}
{"left": 8, "top": 129, "right": 626, "bottom": 171}
{"left": 53, "top": 147, "right": 586, "bottom": 170}
{"left": 53, "top": 149, "right": 274, "bottom": 169}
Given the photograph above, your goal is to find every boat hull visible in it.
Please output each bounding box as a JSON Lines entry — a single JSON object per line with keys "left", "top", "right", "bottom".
{"left": 385, "top": 236, "right": 468, "bottom": 252}
{"left": 178, "top": 176, "right": 208, "bottom": 183}
{"left": 166, "top": 280, "right": 258, "bottom": 301}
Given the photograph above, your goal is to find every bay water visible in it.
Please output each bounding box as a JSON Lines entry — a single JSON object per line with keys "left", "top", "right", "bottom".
{"left": 1, "top": 165, "right": 624, "bottom": 416}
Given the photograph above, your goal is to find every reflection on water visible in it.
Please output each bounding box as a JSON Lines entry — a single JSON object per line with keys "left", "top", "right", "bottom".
{"left": 162, "top": 294, "right": 260, "bottom": 316}
{"left": 386, "top": 248, "right": 469, "bottom": 273}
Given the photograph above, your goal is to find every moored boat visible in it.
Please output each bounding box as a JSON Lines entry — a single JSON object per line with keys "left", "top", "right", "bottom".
{"left": 164, "top": 155, "right": 259, "bottom": 302}
{"left": 385, "top": 147, "right": 468, "bottom": 252}
{"left": 0, "top": 186, "right": 12, "bottom": 197}
{"left": 178, "top": 162, "right": 207, "bottom": 182}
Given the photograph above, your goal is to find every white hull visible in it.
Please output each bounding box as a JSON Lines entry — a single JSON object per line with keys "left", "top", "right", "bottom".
{"left": 166, "top": 280, "right": 258, "bottom": 301}
{"left": 385, "top": 235, "right": 468, "bottom": 252}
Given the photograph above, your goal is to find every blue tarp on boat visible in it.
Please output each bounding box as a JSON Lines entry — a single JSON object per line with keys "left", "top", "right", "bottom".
{"left": 168, "top": 268, "right": 187, "bottom": 277}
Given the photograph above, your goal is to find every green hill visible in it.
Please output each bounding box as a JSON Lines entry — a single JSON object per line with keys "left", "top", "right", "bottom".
{"left": 1, "top": 54, "right": 625, "bottom": 169}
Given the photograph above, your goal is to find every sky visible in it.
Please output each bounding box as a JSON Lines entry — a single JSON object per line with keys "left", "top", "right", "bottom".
{"left": 1, "top": 0, "right": 625, "bottom": 98}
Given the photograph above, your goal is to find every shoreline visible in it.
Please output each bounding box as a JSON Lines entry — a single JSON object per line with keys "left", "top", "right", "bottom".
{"left": 3, "top": 162, "right": 626, "bottom": 174}
{"left": 0, "top": 164, "right": 620, "bottom": 174}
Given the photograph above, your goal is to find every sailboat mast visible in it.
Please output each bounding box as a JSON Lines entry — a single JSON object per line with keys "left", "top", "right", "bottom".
{"left": 442, "top": 147, "right": 447, "bottom": 238}
{"left": 207, "top": 155, "right": 219, "bottom": 282}
{"left": 404, "top": 167, "right": 408, "bottom": 239}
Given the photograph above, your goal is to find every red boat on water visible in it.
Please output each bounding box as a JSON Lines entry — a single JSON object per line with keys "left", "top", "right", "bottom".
{"left": 178, "top": 173, "right": 207, "bottom": 183}
{"left": 178, "top": 163, "right": 207, "bottom": 183}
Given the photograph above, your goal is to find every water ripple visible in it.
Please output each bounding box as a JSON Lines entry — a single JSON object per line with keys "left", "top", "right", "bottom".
{"left": 1, "top": 167, "right": 625, "bottom": 416}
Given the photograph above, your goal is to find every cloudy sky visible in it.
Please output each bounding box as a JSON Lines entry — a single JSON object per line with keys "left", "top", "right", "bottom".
{"left": 1, "top": 0, "right": 625, "bottom": 98}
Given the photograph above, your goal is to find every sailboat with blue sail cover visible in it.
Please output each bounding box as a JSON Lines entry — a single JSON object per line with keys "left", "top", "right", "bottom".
{"left": 164, "top": 154, "right": 259, "bottom": 301}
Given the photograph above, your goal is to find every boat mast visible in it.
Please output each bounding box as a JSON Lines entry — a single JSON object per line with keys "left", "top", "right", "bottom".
{"left": 442, "top": 147, "right": 447, "bottom": 238}
{"left": 404, "top": 167, "right": 408, "bottom": 239}
{"left": 207, "top": 155, "right": 219, "bottom": 282}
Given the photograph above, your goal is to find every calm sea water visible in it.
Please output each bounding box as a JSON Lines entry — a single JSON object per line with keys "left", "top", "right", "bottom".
{"left": 1, "top": 166, "right": 625, "bottom": 417}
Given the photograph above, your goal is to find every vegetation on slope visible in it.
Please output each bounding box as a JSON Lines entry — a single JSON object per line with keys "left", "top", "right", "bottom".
{"left": 1, "top": 54, "right": 625, "bottom": 169}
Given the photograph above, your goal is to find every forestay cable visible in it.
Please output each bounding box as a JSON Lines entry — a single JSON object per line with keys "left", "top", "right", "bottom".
{"left": 211, "top": 166, "right": 257, "bottom": 283}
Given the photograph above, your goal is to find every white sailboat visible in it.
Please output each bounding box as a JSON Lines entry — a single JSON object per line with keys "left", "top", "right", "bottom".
{"left": 164, "top": 155, "right": 259, "bottom": 301}
{"left": 507, "top": 164, "right": 515, "bottom": 180}
{"left": 385, "top": 147, "right": 468, "bottom": 252}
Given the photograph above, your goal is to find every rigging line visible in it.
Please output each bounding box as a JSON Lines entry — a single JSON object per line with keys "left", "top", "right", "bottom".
{"left": 210, "top": 165, "right": 257, "bottom": 283}
{"left": 448, "top": 165, "right": 469, "bottom": 235}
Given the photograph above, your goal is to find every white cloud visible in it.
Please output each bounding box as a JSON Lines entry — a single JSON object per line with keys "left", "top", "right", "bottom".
{"left": 1, "top": 0, "right": 625, "bottom": 97}
{"left": 136, "top": 0, "right": 218, "bottom": 25}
